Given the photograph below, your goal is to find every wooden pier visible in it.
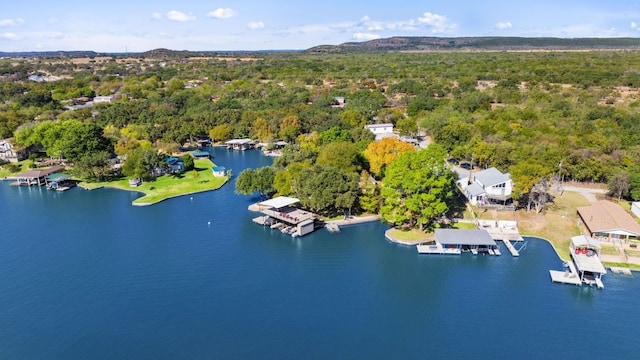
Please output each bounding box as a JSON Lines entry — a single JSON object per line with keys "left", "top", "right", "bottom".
{"left": 549, "top": 261, "right": 582, "bottom": 286}
{"left": 499, "top": 239, "right": 520, "bottom": 257}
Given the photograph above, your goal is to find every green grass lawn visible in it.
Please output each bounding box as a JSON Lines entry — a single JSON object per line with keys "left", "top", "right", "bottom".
{"left": 517, "top": 189, "right": 589, "bottom": 260}
{"left": 387, "top": 228, "right": 433, "bottom": 242}
{"left": 80, "top": 159, "right": 228, "bottom": 205}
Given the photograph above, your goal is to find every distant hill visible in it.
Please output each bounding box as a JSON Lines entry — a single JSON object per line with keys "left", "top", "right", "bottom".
{"left": 0, "top": 50, "right": 101, "bottom": 58}
{"left": 3, "top": 37, "right": 640, "bottom": 58}
{"left": 306, "top": 36, "right": 640, "bottom": 53}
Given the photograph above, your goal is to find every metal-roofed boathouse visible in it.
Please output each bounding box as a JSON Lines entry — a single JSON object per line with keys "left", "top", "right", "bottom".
{"left": 417, "top": 229, "right": 500, "bottom": 255}
{"left": 251, "top": 196, "right": 318, "bottom": 237}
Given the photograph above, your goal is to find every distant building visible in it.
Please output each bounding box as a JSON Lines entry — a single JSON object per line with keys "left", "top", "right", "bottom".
{"left": 93, "top": 95, "right": 113, "bottom": 104}
{"left": 462, "top": 167, "right": 513, "bottom": 206}
{"left": 332, "top": 96, "right": 345, "bottom": 108}
{"left": 364, "top": 123, "right": 395, "bottom": 141}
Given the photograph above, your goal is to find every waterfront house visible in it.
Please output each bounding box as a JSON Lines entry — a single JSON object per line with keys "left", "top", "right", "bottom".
{"left": 165, "top": 157, "right": 184, "bottom": 174}
{"left": 462, "top": 167, "right": 513, "bottom": 206}
{"left": 212, "top": 166, "right": 226, "bottom": 177}
{"left": 577, "top": 200, "right": 640, "bottom": 243}
{"left": 0, "top": 138, "right": 27, "bottom": 163}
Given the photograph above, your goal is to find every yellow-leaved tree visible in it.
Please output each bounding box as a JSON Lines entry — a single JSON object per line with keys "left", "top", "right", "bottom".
{"left": 364, "top": 137, "right": 416, "bottom": 178}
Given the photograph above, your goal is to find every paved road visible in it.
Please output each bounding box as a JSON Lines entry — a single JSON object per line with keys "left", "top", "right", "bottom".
{"left": 559, "top": 185, "right": 608, "bottom": 202}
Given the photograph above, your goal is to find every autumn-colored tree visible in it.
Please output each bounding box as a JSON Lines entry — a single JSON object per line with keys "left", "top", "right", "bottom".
{"left": 364, "top": 137, "right": 416, "bottom": 178}
{"left": 209, "top": 124, "right": 232, "bottom": 142}
{"left": 250, "top": 117, "right": 272, "bottom": 142}
{"left": 279, "top": 115, "right": 301, "bottom": 142}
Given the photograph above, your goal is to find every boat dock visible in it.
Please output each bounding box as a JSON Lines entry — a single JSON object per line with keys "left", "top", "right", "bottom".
{"left": 477, "top": 220, "right": 523, "bottom": 257}
{"left": 499, "top": 239, "right": 520, "bottom": 257}
{"left": 549, "top": 261, "right": 582, "bottom": 286}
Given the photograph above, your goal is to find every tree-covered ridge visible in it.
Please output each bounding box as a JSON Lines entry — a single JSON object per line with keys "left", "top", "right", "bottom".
{"left": 308, "top": 36, "right": 640, "bottom": 53}
{"left": 4, "top": 49, "right": 640, "bottom": 208}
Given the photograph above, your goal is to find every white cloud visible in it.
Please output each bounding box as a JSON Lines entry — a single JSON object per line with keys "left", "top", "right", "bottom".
{"left": 45, "top": 32, "right": 64, "bottom": 40}
{"left": 166, "top": 10, "right": 195, "bottom": 22}
{"left": 248, "top": 22, "right": 265, "bottom": 30}
{"left": 416, "top": 12, "right": 454, "bottom": 33}
{"left": 152, "top": 12, "right": 162, "bottom": 20}
{"left": 496, "top": 21, "right": 512, "bottom": 30}
{"left": 632, "top": 22, "right": 640, "bottom": 30}
{"left": 0, "top": 32, "right": 19, "bottom": 40}
{"left": 0, "top": 18, "right": 24, "bottom": 27}
{"left": 207, "top": 8, "right": 236, "bottom": 19}
{"left": 353, "top": 33, "right": 380, "bottom": 41}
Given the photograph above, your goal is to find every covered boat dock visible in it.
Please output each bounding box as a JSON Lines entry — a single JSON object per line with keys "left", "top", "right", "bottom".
{"left": 417, "top": 229, "right": 500, "bottom": 255}
{"left": 12, "top": 165, "right": 64, "bottom": 186}
{"left": 46, "top": 173, "right": 75, "bottom": 191}
{"left": 570, "top": 235, "right": 606, "bottom": 288}
{"left": 252, "top": 196, "right": 317, "bottom": 237}
{"left": 225, "top": 138, "right": 256, "bottom": 151}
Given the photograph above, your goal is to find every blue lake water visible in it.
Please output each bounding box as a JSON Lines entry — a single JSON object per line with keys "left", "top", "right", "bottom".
{"left": 1, "top": 147, "right": 639, "bottom": 359}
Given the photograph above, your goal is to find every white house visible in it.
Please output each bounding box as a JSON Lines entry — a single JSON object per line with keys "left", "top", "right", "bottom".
{"left": 0, "top": 138, "right": 26, "bottom": 163}
{"left": 463, "top": 167, "right": 513, "bottom": 206}
{"left": 212, "top": 166, "right": 226, "bottom": 177}
{"left": 364, "top": 123, "right": 394, "bottom": 141}
{"left": 632, "top": 202, "right": 640, "bottom": 219}
{"left": 93, "top": 95, "right": 113, "bottom": 104}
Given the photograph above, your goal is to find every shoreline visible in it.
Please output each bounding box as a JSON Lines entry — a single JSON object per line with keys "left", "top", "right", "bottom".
{"left": 80, "top": 177, "right": 229, "bottom": 206}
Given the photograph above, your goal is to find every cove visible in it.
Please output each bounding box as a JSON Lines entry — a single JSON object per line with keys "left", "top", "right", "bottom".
{"left": 1, "top": 146, "right": 638, "bottom": 359}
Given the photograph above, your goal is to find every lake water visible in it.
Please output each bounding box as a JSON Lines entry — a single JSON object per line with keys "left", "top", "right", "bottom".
{"left": 1, "top": 147, "right": 638, "bottom": 359}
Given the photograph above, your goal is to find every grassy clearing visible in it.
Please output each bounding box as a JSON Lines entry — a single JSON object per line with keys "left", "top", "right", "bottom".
{"left": 80, "top": 159, "right": 228, "bottom": 205}
{"left": 516, "top": 190, "right": 589, "bottom": 260}
{"left": 600, "top": 245, "right": 619, "bottom": 256}
{"left": 0, "top": 161, "right": 31, "bottom": 178}
{"left": 452, "top": 222, "right": 477, "bottom": 230}
{"left": 387, "top": 228, "right": 433, "bottom": 242}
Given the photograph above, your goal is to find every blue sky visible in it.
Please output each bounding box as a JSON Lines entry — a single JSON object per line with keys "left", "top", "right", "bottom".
{"left": 1, "top": 0, "right": 640, "bottom": 52}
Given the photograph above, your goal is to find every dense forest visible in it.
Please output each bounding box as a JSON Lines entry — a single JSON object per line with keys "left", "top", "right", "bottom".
{"left": 3, "top": 48, "right": 640, "bottom": 228}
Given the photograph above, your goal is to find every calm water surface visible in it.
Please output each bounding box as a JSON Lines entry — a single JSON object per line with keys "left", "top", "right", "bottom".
{"left": 1, "top": 147, "right": 638, "bottom": 359}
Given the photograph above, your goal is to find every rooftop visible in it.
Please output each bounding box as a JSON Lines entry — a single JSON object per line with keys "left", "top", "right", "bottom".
{"left": 258, "top": 196, "right": 300, "bottom": 209}
{"left": 435, "top": 229, "right": 497, "bottom": 246}
{"left": 473, "top": 167, "right": 511, "bottom": 187}
{"left": 577, "top": 200, "right": 640, "bottom": 236}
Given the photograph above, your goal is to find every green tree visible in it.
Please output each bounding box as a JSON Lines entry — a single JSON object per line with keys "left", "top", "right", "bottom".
{"left": 182, "top": 154, "right": 195, "bottom": 171}
{"left": 72, "top": 151, "right": 113, "bottom": 182}
{"left": 209, "top": 124, "right": 232, "bottom": 142}
{"left": 295, "top": 166, "right": 359, "bottom": 216}
{"left": 235, "top": 166, "right": 276, "bottom": 197}
{"left": 316, "top": 141, "right": 363, "bottom": 174}
{"left": 121, "top": 148, "right": 162, "bottom": 180}
{"left": 380, "top": 145, "right": 455, "bottom": 231}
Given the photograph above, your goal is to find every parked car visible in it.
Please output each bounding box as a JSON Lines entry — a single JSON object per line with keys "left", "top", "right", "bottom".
{"left": 447, "top": 158, "right": 459, "bottom": 165}
{"left": 460, "top": 162, "right": 473, "bottom": 170}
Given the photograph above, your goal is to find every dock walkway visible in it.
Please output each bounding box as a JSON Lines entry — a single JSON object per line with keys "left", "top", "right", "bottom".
{"left": 499, "top": 239, "right": 520, "bottom": 257}
{"left": 549, "top": 262, "right": 582, "bottom": 286}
